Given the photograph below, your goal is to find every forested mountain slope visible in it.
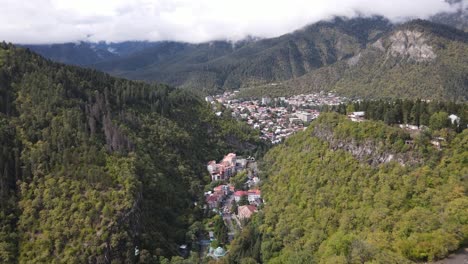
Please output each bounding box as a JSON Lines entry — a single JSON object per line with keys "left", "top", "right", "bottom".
{"left": 0, "top": 43, "right": 265, "bottom": 263}
{"left": 90, "top": 17, "right": 391, "bottom": 93}
{"left": 21, "top": 18, "right": 467, "bottom": 101}
{"left": 228, "top": 113, "right": 467, "bottom": 263}
{"left": 20, "top": 42, "right": 119, "bottom": 66}
{"left": 21, "top": 41, "right": 161, "bottom": 66}
{"left": 238, "top": 20, "right": 468, "bottom": 101}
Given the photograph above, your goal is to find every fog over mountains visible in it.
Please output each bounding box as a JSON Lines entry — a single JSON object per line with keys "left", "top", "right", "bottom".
{"left": 21, "top": 15, "right": 468, "bottom": 101}
{"left": 5, "top": 0, "right": 468, "bottom": 102}
{"left": 1, "top": 0, "right": 466, "bottom": 44}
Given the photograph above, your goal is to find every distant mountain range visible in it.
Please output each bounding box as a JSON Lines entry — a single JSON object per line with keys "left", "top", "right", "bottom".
{"left": 19, "top": 10, "right": 468, "bottom": 101}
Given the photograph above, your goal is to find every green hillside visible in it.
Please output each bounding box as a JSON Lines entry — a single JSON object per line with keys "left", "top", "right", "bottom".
{"left": 0, "top": 43, "right": 264, "bottom": 263}
{"left": 227, "top": 113, "right": 468, "bottom": 263}
{"left": 237, "top": 20, "right": 468, "bottom": 101}
{"left": 333, "top": 20, "right": 468, "bottom": 101}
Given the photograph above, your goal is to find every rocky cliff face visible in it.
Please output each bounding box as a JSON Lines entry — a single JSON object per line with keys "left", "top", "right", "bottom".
{"left": 311, "top": 125, "right": 423, "bottom": 167}
{"left": 388, "top": 30, "right": 437, "bottom": 62}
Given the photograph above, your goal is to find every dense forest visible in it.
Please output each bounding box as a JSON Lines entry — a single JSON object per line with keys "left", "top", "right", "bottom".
{"left": 331, "top": 99, "right": 468, "bottom": 132}
{"left": 225, "top": 113, "right": 467, "bottom": 263}
{"left": 0, "top": 43, "right": 267, "bottom": 263}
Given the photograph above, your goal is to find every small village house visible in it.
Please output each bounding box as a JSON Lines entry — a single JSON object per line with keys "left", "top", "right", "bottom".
{"left": 207, "top": 153, "right": 237, "bottom": 181}
{"left": 348, "top": 111, "right": 365, "bottom": 122}
{"left": 233, "top": 191, "right": 249, "bottom": 202}
{"left": 237, "top": 205, "right": 258, "bottom": 220}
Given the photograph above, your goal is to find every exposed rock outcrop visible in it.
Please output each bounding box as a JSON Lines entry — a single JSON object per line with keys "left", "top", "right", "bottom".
{"left": 388, "top": 30, "right": 437, "bottom": 62}
{"left": 311, "top": 125, "right": 423, "bottom": 167}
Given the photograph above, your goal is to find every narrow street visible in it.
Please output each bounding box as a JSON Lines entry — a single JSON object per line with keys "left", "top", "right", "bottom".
{"left": 222, "top": 193, "right": 238, "bottom": 241}
{"left": 201, "top": 155, "right": 261, "bottom": 259}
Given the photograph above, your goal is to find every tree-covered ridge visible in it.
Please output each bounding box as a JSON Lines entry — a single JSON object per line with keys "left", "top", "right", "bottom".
{"left": 332, "top": 99, "right": 468, "bottom": 132}
{"left": 256, "top": 113, "right": 467, "bottom": 263}
{"left": 0, "top": 43, "right": 265, "bottom": 263}
{"left": 237, "top": 20, "right": 468, "bottom": 101}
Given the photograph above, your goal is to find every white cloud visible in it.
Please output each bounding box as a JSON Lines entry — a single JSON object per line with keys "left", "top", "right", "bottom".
{"left": 0, "top": 0, "right": 463, "bottom": 44}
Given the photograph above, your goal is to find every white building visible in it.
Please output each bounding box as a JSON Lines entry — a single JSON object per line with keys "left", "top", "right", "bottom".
{"left": 205, "top": 96, "right": 214, "bottom": 103}
{"left": 296, "top": 112, "right": 313, "bottom": 122}
{"left": 349, "top": 112, "right": 365, "bottom": 122}
{"left": 449, "top": 114, "right": 460, "bottom": 125}
{"left": 247, "top": 190, "right": 261, "bottom": 203}
{"left": 261, "top": 97, "right": 272, "bottom": 105}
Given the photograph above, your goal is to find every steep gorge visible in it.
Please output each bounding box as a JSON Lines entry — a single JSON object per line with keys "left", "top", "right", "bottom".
{"left": 0, "top": 44, "right": 264, "bottom": 263}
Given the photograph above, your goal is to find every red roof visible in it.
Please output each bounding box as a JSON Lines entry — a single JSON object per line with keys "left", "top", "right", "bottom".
{"left": 206, "top": 194, "right": 220, "bottom": 203}
{"left": 241, "top": 205, "right": 257, "bottom": 213}
{"left": 234, "top": 191, "right": 248, "bottom": 197}
{"left": 214, "top": 185, "right": 225, "bottom": 192}
{"left": 248, "top": 189, "right": 261, "bottom": 195}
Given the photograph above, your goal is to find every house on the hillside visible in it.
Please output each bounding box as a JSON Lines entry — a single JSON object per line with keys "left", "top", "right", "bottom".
{"left": 234, "top": 191, "right": 249, "bottom": 202}
{"left": 207, "top": 153, "right": 237, "bottom": 181}
{"left": 449, "top": 114, "right": 460, "bottom": 126}
{"left": 296, "top": 112, "right": 313, "bottom": 122}
{"left": 348, "top": 112, "right": 365, "bottom": 122}
{"left": 213, "top": 185, "right": 230, "bottom": 196}
{"left": 237, "top": 205, "right": 258, "bottom": 220}
{"left": 206, "top": 193, "right": 222, "bottom": 209}
{"left": 262, "top": 97, "right": 272, "bottom": 105}
{"left": 247, "top": 189, "right": 262, "bottom": 204}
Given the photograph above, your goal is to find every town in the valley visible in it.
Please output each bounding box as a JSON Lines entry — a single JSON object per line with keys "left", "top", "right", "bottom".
{"left": 206, "top": 90, "right": 348, "bottom": 144}
{"left": 198, "top": 91, "right": 464, "bottom": 260}
{"left": 200, "top": 152, "right": 261, "bottom": 259}
{"left": 195, "top": 91, "right": 358, "bottom": 260}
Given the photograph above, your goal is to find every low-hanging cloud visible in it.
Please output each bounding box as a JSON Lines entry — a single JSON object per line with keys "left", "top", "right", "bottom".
{"left": 0, "top": 0, "right": 464, "bottom": 44}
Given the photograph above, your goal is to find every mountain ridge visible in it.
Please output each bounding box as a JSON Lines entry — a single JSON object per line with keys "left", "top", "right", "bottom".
{"left": 18, "top": 17, "right": 468, "bottom": 100}
{"left": 236, "top": 19, "right": 468, "bottom": 101}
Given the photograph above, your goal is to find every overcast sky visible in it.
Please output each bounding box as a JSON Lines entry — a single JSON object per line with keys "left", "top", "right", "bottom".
{"left": 0, "top": 0, "right": 464, "bottom": 44}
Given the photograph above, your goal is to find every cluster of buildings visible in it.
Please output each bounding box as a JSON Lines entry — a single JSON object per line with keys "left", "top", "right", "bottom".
{"left": 206, "top": 91, "right": 347, "bottom": 144}
{"left": 205, "top": 185, "right": 262, "bottom": 210}
{"left": 233, "top": 189, "right": 262, "bottom": 205}
{"left": 205, "top": 184, "right": 262, "bottom": 220}
{"left": 205, "top": 152, "right": 263, "bottom": 224}
{"left": 285, "top": 93, "right": 344, "bottom": 107}
{"left": 205, "top": 184, "right": 234, "bottom": 209}
{"left": 207, "top": 153, "right": 248, "bottom": 181}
